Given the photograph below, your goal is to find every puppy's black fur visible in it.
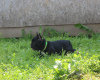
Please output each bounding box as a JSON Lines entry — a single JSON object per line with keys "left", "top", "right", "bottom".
{"left": 31, "top": 33, "right": 75, "bottom": 56}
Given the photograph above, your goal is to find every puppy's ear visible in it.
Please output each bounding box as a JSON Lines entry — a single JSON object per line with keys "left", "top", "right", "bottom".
{"left": 36, "top": 33, "right": 39, "bottom": 37}
{"left": 36, "top": 33, "right": 40, "bottom": 39}
{"left": 39, "top": 33, "right": 42, "bottom": 40}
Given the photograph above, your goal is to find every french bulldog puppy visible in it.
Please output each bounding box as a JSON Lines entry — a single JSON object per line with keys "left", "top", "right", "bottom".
{"left": 31, "top": 33, "right": 75, "bottom": 56}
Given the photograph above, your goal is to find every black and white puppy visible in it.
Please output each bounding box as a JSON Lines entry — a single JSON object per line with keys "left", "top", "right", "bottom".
{"left": 31, "top": 33, "right": 75, "bottom": 56}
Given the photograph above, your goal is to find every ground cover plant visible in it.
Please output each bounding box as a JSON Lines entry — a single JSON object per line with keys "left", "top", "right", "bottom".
{"left": 0, "top": 30, "right": 100, "bottom": 80}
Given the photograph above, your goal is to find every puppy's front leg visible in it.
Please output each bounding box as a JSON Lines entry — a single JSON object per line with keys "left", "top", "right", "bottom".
{"left": 39, "top": 51, "right": 45, "bottom": 57}
{"left": 40, "top": 51, "right": 42, "bottom": 57}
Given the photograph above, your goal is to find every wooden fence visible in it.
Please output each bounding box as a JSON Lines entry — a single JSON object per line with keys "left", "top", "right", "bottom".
{"left": 0, "top": 0, "right": 100, "bottom": 37}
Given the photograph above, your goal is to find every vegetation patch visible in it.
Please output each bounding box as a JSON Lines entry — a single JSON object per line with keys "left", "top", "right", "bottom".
{"left": 0, "top": 29, "right": 100, "bottom": 80}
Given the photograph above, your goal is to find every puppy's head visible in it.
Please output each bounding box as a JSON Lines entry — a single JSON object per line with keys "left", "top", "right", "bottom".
{"left": 31, "top": 33, "right": 42, "bottom": 51}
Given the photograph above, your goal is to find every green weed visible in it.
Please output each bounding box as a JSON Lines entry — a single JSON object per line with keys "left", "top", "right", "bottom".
{"left": 74, "top": 23, "right": 94, "bottom": 34}
{"left": 43, "top": 27, "right": 69, "bottom": 38}
{"left": 0, "top": 34, "right": 100, "bottom": 80}
{"left": 21, "top": 29, "right": 33, "bottom": 39}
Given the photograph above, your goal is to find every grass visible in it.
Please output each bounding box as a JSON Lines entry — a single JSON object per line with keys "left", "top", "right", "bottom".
{"left": 0, "top": 35, "right": 100, "bottom": 80}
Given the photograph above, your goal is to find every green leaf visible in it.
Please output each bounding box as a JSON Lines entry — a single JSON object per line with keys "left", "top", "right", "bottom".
{"left": 74, "top": 23, "right": 93, "bottom": 33}
{"left": 39, "top": 26, "right": 42, "bottom": 35}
